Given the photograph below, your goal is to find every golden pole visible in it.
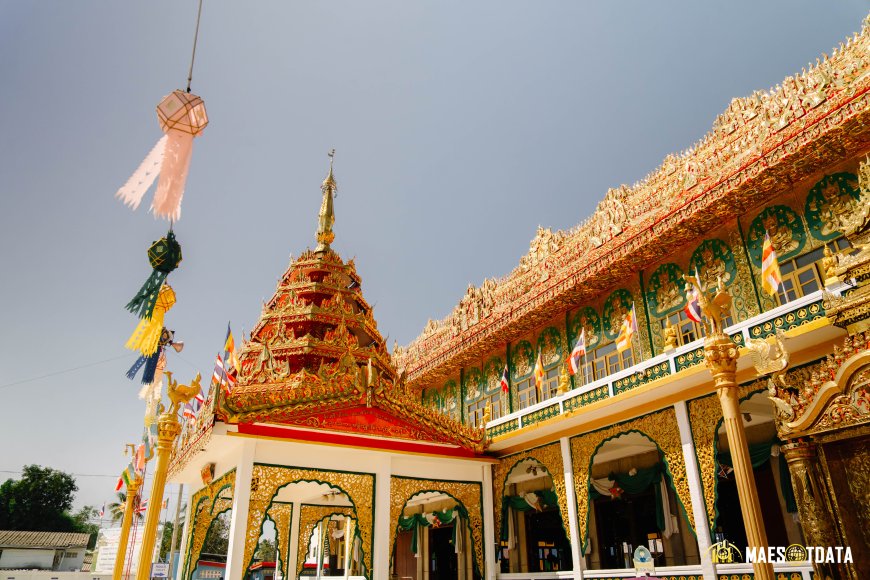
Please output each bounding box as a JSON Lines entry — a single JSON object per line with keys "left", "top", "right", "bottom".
{"left": 113, "top": 476, "right": 142, "bottom": 580}
{"left": 704, "top": 332, "right": 773, "bottom": 580}
{"left": 135, "top": 411, "right": 182, "bottom": 580}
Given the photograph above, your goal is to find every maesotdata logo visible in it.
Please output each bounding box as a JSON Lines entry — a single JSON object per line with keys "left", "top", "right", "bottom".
{"left": 708, "top": 541, "right": 853, "bottom": 564}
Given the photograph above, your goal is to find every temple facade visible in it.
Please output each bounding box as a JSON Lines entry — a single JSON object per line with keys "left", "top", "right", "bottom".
{"left": 167, "top": 15, "right": 870, "bottom": 580}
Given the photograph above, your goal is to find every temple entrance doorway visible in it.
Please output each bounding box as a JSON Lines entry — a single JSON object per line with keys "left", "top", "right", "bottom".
{"left": 428, "top": 526, "right": 457, "bottom": 580}
{"left": 499, "top": 458, "right": 571, "bottom": 573}
{"left": 585, "top": 432, "right": 697, "bottom": 570}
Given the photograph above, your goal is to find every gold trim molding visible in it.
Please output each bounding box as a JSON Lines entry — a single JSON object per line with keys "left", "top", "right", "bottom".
{"left": 389, "top": 477, "right": 484, "bottom": 577}
{"left": 182, "top": 469, "right": 236, "bottom": 580}
{"left": 569, "top": 408, "right": 694, "bottom": 547}
{"left": 295, "top": 505, "right": 354, "bottom": 579}
{"left": 243, "top": 464, "right": 374, "bottom": 578}
{"left": 492, "top": 442, "right": 568, "bottom": 548}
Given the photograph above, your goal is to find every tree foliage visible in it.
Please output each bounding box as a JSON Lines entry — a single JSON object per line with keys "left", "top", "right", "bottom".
{"left": 200, "top": 512, "right": 230, "bottom": 557}
{"left": 0, "top": 465, "right": 78, "bottom": 531}
{"left": 0, "top": 465, "right": 100, "bottom": 548}
{"left": 255, "top": 538, "right": 276, "bottom": 562}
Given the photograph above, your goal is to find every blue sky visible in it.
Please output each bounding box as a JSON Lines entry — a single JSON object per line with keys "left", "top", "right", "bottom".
{"left": 0, "top": 1, "right": 866, "bottom": 512}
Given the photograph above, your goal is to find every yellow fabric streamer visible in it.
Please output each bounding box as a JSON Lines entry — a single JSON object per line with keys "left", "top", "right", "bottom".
{"left": 126, "top": 284, "right": 176, "bottom": 355}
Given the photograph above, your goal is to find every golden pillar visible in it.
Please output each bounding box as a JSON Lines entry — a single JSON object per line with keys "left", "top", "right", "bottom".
{"left": 113, "top": 477, "right": 142, "bottom": 580}
{"left": 135, "top": 411, "right": 182, "bottom": 580}
{"left": 781, "top": 439, "right": 848, "bottom": 580}
{"left": 704, "top": 332, "right": 773, "bottom": 580}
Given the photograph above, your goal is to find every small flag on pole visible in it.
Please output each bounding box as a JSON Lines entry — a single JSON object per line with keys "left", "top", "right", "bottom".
{"left": 569, "top": 329, "right": 586, "bottom": 376}
{"left": 224, "top": 323, "right": 241, "bottom": 374}
{"left": 136, "top": 498, "right": 148, "bottom": 514}
{"left": 499, "top": 365, "right": 509, "bottom": 393}
{"left": 534, "top": 349, "right": 545, "bottom": 393}
{"left": 98, "top": 503, "right": 106, "bottom": 518}
{"left": 616, "top": 304, "right": 638, "bottom": 353}
{"left": 685, "top": 268, "right": 703, "bottom": 323}
{"left": 761, "top": 231, "right": 782, "bottom": 296}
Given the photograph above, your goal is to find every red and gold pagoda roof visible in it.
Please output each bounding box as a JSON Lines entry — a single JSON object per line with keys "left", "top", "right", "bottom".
{"left": 218, "top": 160, "right": 487, "bottom": 455}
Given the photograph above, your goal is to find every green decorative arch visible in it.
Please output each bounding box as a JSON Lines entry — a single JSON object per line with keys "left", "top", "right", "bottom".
{"left": 580, "top": 429, "right": 691, "bottom": 551}
{"left": 646, "top": 263, "right": 687, "bottom": 318}
{"left": 510, "top": 340, "right": 534, "bottom": 380}
{"left": 805, "top": 172, "right": 861, "bottom": 241}
{"left": 482, "top": 356, "right": 505, "bottom": 394}
{"left": 689, "top": 239, "right": 737, "bottom": 290}
{"left": 568, "top": 307, "right": 601, "bottom": 350}
{"left": 602, "top": 289, "right": 634, "bottom": 340}
{"left": 536, "top": 327, "right": 563, "bottom": 368}
{"left": 463, "top": 367, "right": 484, "bottom": 402}
{"left": 747, "top": 205, "right": 805, "bottom": 267}
{"left": 182, "top": 479, "right": 236, "bottom": 580}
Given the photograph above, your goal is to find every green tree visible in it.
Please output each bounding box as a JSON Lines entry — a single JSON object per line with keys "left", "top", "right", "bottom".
{"left": 200, "top": 512, "right": 230, "bottom": 557}
{"left": 70, "top": 505, "right": 101, "bottom": 549}
{"left": 255, "top": 538, "right": 276, "bottom": 562}
{"left": 108, "top": 491, "right": 144, "bottom": 524}
{"left": 0, "top": 465, "right": 78, "bottom": 531}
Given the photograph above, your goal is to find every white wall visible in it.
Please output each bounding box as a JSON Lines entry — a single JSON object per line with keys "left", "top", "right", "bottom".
{"left": 0, "top": 548, "right": 55, "bottom": 570}
{"left": 0, "top": 572, "right": 109, "bottom": 580}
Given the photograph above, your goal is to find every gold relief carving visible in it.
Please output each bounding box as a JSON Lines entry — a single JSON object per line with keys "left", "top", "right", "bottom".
{"left": 182, "top": 470, "right": 236, "bottom": 580}
{"left": 268, "top": 502, "right": 293, "bottom": 580}
{"left": 242, "top": 498, "right": 270, "bottom": 577}
{"left": 247, "top": 464, "right": 374, "bottom": 577}
{"left": 389, "top": 477, "right": 484, "bottom": 578}
{"left": 296, "top": 505, "right": 354, "bottom": 580}
{"left": 728, "top": 229, "right": 760, "bottom": 320}
{"left": 569, "top": 409, "right": 695, "bottom": 546}
{"left": 688, "top": 383, "right": 763, "bottom": 531}
{"left": 492, "top": 443, "right": 568, "bottom": 551}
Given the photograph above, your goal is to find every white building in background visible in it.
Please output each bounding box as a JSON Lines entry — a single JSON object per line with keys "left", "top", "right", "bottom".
{"left": 0, "top": 531, "right": 89, "bottom": 571}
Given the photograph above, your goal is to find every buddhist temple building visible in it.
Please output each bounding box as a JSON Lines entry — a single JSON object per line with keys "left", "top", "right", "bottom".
{"left": 167, "top": 15, "right": 870, "bottom": 580}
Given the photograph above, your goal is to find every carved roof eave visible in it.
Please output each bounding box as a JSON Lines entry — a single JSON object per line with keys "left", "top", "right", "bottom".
{"left": 404, "top": 82, "right": 870, "bottom": 390}
{"left": 218, "top": 380, "right": 487, "bottom": 454}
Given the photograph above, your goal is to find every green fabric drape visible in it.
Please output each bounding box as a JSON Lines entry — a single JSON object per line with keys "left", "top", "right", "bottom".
{"left": 398, "top": 506, "right": 467, "bottom": 553}
{"left": 717, "top": 439, "right": 797, "bottom": 514}
{"left": 588, "top": 464, "right": 666, "bottom": 531}
{"left": 499, "top": 490, "right": 560, "bottom": 541}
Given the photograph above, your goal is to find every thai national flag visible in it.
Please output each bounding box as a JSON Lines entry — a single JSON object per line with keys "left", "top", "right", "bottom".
{"left": 569, "top": 329, "right": 586, "bottom": 376}
{"left": 98, "top": 503, "right": 105, "bottom": 518}
{"left": 499, "top": 365, "right": 509, "bottom": 393}
{"left": 136, "top": 498, "right": 148, "bottom": 514}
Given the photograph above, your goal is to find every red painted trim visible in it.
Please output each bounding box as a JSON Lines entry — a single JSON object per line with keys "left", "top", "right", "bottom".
{"left": 237, "top": 423, "right": 482, "bottom": 458}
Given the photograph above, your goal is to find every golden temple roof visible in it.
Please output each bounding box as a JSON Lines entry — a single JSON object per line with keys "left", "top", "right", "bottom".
{"left": 219, "top": 157, "right": 487, "bottom": 453}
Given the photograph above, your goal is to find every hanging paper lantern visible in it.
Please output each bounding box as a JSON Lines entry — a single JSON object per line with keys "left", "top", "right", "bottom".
{"left": 115, "top": 90, "right": 208, "bottom": 221}
{"left": 126, "top": 230, "right": 182, "bottom": 319}
{"left": 126, "top": 285, "right": 176, "bottom": 356}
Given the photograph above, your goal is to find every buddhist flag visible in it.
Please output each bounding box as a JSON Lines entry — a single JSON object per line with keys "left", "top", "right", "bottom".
{"left": 761, "top": 231, "right": 782, "bottom": 296}
{"left": 616, "top": 304, "right": 638, "bottom": 353}
{"left": 685, "top": 267, "right": 703, "bottom": 323}
{"left": 534, "top": 349, "right": 545, "bottom": 391}
{"left": 224, "top": 323, "right": 240, "bottom": 374}
{"left": 569, "top": 329, "right": 586, "bottom": 376}
{"left": 499, "top": 365, "right": 509, "bottom": 393}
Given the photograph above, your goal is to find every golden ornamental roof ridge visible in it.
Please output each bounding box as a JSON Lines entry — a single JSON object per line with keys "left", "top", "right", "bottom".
{"left": 394, "top": 14, "right": 870, "bottom": 383}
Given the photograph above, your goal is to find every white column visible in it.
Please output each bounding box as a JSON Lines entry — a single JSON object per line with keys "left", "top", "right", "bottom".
{"left": 174, "top": 486, "right": 192, "bottom": 580}
{"left": 674, "top": 401, "right": 716, "bottom": 580}
{"left": 372, "top": 457, "right": 392, "bottom": 580}
{"left": 559, "top": 437, "right": 584, "bottom": 580}
{"left": 287, "top": 502, "right": 301, "bottom": 580}
{"left": 481, "top": 463, "right": 497, "bottom": 580}
{"left": 225, "top": 439, "right": 256, "bottom": 580}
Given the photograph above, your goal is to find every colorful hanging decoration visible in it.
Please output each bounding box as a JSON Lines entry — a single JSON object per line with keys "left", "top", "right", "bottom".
{"left": 126, "top": 285, "right": 176, "bottom": 356}
{"left": 126, "top": 230, "right": 182, "bottom": 319}
{"left": 115, "top": 90, "right": 208, "bottom": 221}
{"left": 127, "top": 328, "right": 177, "bottom": 384}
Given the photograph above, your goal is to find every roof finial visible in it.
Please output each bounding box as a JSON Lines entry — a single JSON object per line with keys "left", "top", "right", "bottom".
{"left": 316, "top": 149, "right": 337, "bottom": 252}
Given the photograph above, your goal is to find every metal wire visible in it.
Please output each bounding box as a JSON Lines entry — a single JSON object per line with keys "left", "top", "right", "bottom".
{"left": 186, "top": 0, "right": 205, "bottom": 93}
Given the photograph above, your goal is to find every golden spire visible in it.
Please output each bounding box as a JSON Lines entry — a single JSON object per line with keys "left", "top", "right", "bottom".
{"left": 316, "top": 149, "right": 337, "bottom": 252}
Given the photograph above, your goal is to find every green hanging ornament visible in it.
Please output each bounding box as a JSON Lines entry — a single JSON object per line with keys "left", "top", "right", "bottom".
{"left": 125, "top": 229, "right": 183, "bottom": 319}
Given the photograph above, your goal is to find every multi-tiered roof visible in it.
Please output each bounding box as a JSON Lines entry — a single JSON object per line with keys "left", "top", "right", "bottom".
{"left": 218, "top": 159, "right": 487, "bottom": 456}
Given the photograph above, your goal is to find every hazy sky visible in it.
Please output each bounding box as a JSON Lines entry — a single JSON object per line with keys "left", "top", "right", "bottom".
{"left": 1, "top": 1, "right": 867, "bottom": 514}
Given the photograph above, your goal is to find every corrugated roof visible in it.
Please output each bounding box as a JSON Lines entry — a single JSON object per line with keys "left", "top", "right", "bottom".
{"left": 0, "top": 530, "right": 90, "bottom": 549}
